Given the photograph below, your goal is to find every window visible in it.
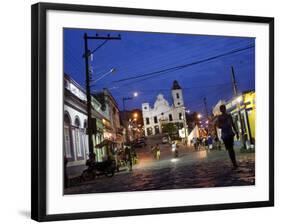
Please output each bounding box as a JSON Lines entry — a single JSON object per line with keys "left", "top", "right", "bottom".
{"left": 176, "top": 93, "right": 179, "bottom": 99}
{"left": 74, "top": 117, "right": 83, "bottom": 158}
{"left": 147, "top": 127, "right": 153, "bottom": 136}
{"left": 64, "top": 113, "right": 72, "bottom": 158}
{"left": 179, "top": 113, "right": 183, "bottom": 120}
{"left": 169, "top": 114, "right": 173, "bottom": 121}
{"left": 154, "top": 116, "right": 158, "bottom": 123}
{"left": 178, "top": 102, "right": 181, "bottom": 105}
{"left": 144, "top": 106, "right": 147, "bottom": 110}
{"left": 146, "top": 117, "right": 150, "bottom": 125}
{"left": 155, "top": 125, "right": 160, "bottom": 134}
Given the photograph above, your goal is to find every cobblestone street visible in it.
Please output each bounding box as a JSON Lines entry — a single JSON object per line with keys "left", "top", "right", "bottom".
{"left": 65, "top": 141, "right": 255, "bottom": 194}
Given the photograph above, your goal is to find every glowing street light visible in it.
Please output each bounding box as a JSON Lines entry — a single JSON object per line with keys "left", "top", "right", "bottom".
{"left": 197, "top": 114, "right": 202, "bottom": 119}
{"left": 123, "top": 92, "right": 138, "bottom": 142}
{"left": 236, "top": 95, "right": 243, "bottom": 103}
{"left": 186, "top": 110, "right": 190, "bottom": 114}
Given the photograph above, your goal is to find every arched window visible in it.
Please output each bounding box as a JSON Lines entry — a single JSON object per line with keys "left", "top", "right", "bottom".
{"left": 74, "top": 117, "right": 83, "bottom": 158}
{"left": 64, "top": 112, "right": 73, "bottom": 158}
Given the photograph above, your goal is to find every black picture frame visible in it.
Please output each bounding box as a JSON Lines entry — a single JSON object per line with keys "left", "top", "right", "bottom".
{"left": 31, "top": 2, "right": 274, "bottom": 222}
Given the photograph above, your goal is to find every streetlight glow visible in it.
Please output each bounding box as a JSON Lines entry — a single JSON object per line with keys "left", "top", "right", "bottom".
{"left": 197, "top": 114, "right": 202, "bottom": 119}
{"left": 236, "top": 96, "right": 243, "bottom": 103}
{"left": 133, "top": 92, "right": 138, "bottom": 97}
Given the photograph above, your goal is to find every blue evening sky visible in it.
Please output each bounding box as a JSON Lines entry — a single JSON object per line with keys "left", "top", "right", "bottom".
{"left": 64, "top": 28, "right": 255, "bottom": 114}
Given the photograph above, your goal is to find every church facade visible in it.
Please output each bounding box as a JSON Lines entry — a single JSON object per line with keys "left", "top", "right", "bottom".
{"left": 142, "top": 80, "right": 186, "bottom": 136}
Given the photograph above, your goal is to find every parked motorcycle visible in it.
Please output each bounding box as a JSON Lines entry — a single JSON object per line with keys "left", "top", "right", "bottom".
{"left": 81, "top": 159, "right": 116, "bottom": 181}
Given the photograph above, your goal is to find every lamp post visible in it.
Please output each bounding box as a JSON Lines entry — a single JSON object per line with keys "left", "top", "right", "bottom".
{"left": 90, "top": 68, "right": 116, "bottom": 85}
{"left": 122, "top": 92, "right": 138, "bottom": 142}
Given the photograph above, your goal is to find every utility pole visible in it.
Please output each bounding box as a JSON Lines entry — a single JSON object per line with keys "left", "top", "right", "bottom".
{"left": 231, "top": 66, "right": 246, "bottom": 149}
{"left": 84, "top": 33, "right": 121, "bottom": 154}
{"left": 203, "top": 97, "right": 209, "bottom": 118}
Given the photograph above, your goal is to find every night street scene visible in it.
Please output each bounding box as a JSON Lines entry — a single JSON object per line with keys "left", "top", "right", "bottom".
{"left": 63, "top": 28, "right": 255, "bottom": 195}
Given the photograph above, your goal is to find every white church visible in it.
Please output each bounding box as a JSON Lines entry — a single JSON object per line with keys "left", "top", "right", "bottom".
{"left": 142, "top": 80, "right": 187, "bottom": 136}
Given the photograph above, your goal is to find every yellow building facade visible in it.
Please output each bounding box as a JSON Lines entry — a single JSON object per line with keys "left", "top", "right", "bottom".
{"left": 225, "top": 91, "right": 256, "bottom": 147}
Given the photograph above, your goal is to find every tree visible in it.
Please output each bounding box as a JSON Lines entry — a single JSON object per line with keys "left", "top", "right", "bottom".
{"left": 162, "top": 122, "right": 183, "bottom": 139}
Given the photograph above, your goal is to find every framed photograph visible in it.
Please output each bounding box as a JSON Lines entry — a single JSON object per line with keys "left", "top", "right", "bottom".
{"left": 31, "top": 2, "right": 274, "bottom": 222}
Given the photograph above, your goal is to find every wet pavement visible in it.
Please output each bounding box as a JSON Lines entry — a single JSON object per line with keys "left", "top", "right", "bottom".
{"left": 64, "top": 141, "right": 255, "bottom": 194}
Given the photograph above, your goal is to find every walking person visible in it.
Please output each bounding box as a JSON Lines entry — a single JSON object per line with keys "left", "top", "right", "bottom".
{"left": 192, "top": 137, "right": 197, "bottom": 151}
{"left": 155, "top": 144, "right": 161, "bottom": 160}
{"left": 171, "top": 141, "right": 178, "bottom": 158}
{"left": 215, "top": 104, "right": 239, "bottom": 168}
{"left": 207, "top": 135, "right": 213, "bottom": 152}
{"left": 151, "top": 145, "right": 156, "bottom": 159}
{"left": 125, "top": 146, "right": 133, "bottom": 171}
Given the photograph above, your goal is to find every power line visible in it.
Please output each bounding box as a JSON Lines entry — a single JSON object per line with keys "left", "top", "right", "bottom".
{"left": 113, "top": 44, "right": 254, "bottom": 83}
{"left": 105, "top": 38, "right": 253, "bottom": 78}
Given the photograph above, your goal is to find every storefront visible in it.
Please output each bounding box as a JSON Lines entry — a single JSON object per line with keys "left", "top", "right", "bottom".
{"left": 226, "top": 91, "right": 255, "bottom": 148}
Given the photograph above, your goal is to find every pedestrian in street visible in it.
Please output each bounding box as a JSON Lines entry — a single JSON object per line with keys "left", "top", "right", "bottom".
{"left": 192, "top": 137, "right": 197, "bottom": 151}
{"left": 155, "top": 144, "right": 160, "bottom": 160}
{"left": 125, "top": 146, "right": 133, "bottom": 171}
{"left": 214, "top": 136, "right": 221, "bottom": 150}
{"left": 171, "top": 141, "right": 178, "bottom": 158}
{"left": 150, "top": 145, "right": 156, "bottom": 159}
{"left": 207, "top": 135, "right": 213, "bottom": 151}
{"left": 215, "top": 104, "right": 239, "bottom": 169}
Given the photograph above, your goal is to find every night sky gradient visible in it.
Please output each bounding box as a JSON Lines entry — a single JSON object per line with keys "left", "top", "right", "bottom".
{"left": 64, "top": 28, "right": 255, "bottom": 115}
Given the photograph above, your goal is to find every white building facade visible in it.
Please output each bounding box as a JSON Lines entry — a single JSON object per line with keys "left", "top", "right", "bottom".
{"left": 142, "top": 80, "right": 187, "bottom": 136}
{"left": 64, "top": 74, "right": 124, "bottom": 169}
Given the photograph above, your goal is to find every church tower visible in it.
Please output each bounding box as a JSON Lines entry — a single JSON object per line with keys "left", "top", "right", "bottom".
{"left": 171, "top": 80, "right": 184, "bottom": 108}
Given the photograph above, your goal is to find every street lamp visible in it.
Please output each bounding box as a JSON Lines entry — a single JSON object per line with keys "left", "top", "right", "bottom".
{"left": 122, "top": 92, "right": 138, "bottom": 142}
{"left": 197, "top": 114, "right": 202, "bottom": 119}
{"left": 236, "top": 95, "right": 243, "bottom": 103}
{"left": 90, "top": 68, "right": 116, "bottom": 85}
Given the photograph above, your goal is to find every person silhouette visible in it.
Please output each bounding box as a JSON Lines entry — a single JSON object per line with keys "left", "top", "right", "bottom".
{"left": 215, "top": 104, "right": 239, "bottom": 169}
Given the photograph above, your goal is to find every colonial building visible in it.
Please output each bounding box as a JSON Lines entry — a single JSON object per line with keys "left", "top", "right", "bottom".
{"left": 64, "top": 74, "right": 124, "bottom": 171}
{"left": 94, "top": 89, "right": 125, "bottom": 148}
{"left": 142, "top": 80, "right": 187, "bottom": 136}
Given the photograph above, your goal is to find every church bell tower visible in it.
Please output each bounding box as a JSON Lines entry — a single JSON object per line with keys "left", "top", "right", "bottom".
{"left": 171, "top": 80, "right": 184, "bottom": 108}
